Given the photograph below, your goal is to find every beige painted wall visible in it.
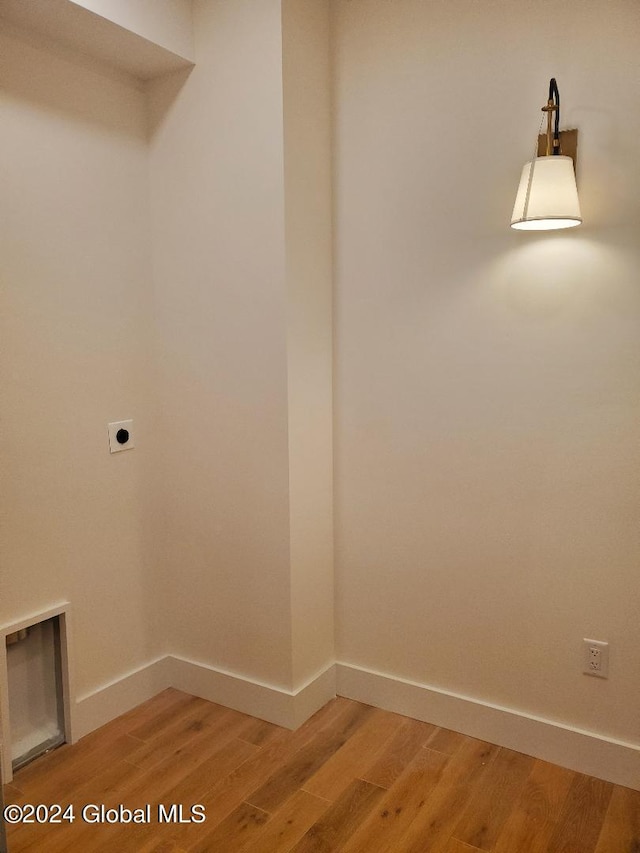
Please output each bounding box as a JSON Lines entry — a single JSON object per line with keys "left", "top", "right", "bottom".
{"left": 147, "top": 0, "right": 334, "bottom": 693}
{"left": 282, "top": 0, "right": 335, "bottom": 687}
{"left": 3, "top": 0, "right": 638, "bottom": 763}
{"left": 1, "top": 0, "right": 334, "bottom": 719}
{"left": 147, "top": 0, "right": 295, "bottom": 690}
{"left": 0, "top": 27, "right": 156, "bottom": 696}
{"left": 68, "top": 0, "right": 195, "bottom": 60}
{"left": 333, "top": 0, "right": 640, "bottom": 744}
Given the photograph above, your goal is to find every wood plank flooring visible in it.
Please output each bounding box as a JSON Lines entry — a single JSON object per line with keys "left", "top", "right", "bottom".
{"left": 3, "top": 689, "right": 639, "bottom": 852}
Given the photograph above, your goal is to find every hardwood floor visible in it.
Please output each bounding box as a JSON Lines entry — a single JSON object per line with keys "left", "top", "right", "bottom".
{"left": 3, "top": 689, "right": 639, "bottom": 852}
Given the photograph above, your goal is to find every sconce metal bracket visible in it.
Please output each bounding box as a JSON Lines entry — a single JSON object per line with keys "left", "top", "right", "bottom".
{"left": 537, "top": 128, "right": 578, "bottom": 170}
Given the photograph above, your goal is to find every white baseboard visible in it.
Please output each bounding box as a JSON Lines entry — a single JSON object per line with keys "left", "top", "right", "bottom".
{"left": 73, "top": 656, "right": 336, "bottom": 740}
{"left": 291, "top": 664, "right": 339, "bottom": 729}
{"left": 74, "top": 656, "right": 173, "bottom": 739}
{"left": 57, "top": 655, "right": 640, "bottom": 792}
{"left": 336, "top": 662, "right": 640, "bottom": 791}
{"left": 167, "top": 655, "right": 336, "bottom": 729}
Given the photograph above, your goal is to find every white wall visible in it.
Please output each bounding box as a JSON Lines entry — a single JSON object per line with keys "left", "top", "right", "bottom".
{"left": 0, "top": 27, "right": 157, "bottom": 698}
{"left": 0, "top": 0, "right": 194, "bottom": 80}
{"left": 282, "top": 0, "right": 335, "bottom": 688}
{"left": 3, "top": 0, "right": 638, "bottom": 786}
{"left": 1, "top": 0, "right": 335, "bottom": 735}
{"left": 147, "top": 0, "right": 335, "bottom": 695}
{"left": 147, "top": 0, "right": 294, "bottom": 690}
{"left": 334, "top": 0, "right": 640, "bottom": 746}
{"left": 69, "top": 0, "right": 195, "bottom": 60}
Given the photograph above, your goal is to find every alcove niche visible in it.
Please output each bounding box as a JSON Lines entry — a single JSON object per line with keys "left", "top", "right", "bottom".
{"left": 1, "top": 606, "right": 74, "bottom": 776}
{"left": 0, "top": 0, "right": 196, "bottom": 785}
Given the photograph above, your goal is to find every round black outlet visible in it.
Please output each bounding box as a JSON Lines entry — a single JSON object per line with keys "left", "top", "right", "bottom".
{"left": 116, "top": 428, "right": 130, "bottom": 445}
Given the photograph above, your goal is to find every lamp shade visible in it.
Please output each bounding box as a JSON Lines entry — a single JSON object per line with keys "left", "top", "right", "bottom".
{"left": 511, "top": 155, "right": 581, "bottom": 230}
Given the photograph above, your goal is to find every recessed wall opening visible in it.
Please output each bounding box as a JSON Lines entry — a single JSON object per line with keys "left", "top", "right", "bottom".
{"left": 3, "top": 611, "right": 71, "bottom": 775}
{"left": 6, "top": 617, "right": 65, "bottom": 770}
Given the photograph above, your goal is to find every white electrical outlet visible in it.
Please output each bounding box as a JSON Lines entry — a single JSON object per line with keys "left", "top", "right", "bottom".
{"left": 108, "top": 420, "right": 135, "bottom": 453}
{"left": 583, "top": 638, "right": 609, "bottom": 679}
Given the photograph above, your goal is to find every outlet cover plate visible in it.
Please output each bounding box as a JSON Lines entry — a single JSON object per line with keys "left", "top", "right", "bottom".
{"left": 583, "top": 638, "right": 609, "bottom": 679}
{"left": 108, "top": 420, "right": 134, "bottom": 453}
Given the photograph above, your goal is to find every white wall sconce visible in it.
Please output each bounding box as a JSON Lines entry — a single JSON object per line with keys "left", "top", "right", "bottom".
{"left": 511, "top": 78, "right": 582, "bottom": 231}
